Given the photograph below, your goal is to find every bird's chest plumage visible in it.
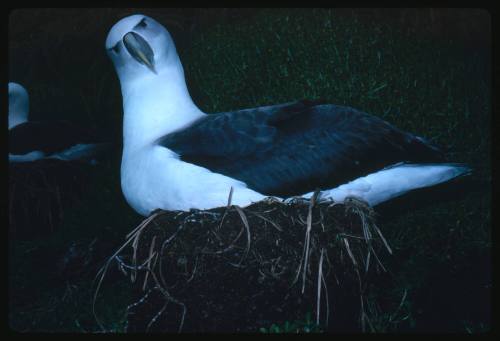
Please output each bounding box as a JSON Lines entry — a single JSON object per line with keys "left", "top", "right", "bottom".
{"left": 121, "top": 146, "right": 182, "bottom": 215}
{"left": 120, "top": 145, "right": 261, "bottom": 215}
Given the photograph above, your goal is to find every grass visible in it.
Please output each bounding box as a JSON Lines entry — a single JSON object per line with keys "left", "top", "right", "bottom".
{"left": 259, "top": 312, "right": 323, "bottom": 333}
{"left": 8, "top": 8, "right": 490, "bottom": 333}
{"left": 8, "top": 155, "right": 140, "bottom": 332}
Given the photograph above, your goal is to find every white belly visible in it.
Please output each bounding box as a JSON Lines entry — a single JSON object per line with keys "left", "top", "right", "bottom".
{"left": 121, "top": 145, "right": 266, "bottom": 215}
{"left": 9, "top": 151, "right": 45, "bottom": 163}
{"left": 121, "top": 145, "right": 469, "bottom": 216}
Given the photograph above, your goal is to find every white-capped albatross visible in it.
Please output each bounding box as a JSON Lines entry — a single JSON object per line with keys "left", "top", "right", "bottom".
{"left": 8, "top": 82, "right": 111, "bottom": 164}
{"left": 106, "top": 14, "right": 471, "bottom": 216}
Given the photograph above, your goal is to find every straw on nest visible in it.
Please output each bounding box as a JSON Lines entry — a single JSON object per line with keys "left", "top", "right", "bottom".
{"left": 94, "top": 190, "right": 392, "bottom": 333}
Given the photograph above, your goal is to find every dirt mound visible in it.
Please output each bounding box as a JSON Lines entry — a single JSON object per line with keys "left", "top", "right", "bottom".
{"left": 94, "top": 194, "right": 392, "bottom": 332}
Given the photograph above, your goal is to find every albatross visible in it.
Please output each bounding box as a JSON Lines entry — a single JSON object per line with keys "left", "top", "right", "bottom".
{"left": 106, "top": 14, "right": 471, "bottom": 216}
{"left": 8, "top": 82, "right": 111, "bottom": 163}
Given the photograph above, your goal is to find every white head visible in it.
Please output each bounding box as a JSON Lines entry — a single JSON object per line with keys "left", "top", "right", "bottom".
{"left": 8, "top": 82, "right": 29, "bottom": 129}
{"left": 106, "top": 14, "right": 205, "bottom": 152}
{"left": 105, "top": 14, "right": 180, "bottom": 84}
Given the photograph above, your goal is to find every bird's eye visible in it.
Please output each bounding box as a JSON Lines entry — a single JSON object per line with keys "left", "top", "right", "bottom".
{"left": 138, "top": 18, "right": 147, "bottom": 28}
{"left": 112, "top": 43, "right": 120, "bottom": 54}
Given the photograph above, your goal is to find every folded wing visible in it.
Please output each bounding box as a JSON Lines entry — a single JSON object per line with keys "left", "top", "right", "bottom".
{"left": 157, "top": 100, "right": 444, "bottom": 196}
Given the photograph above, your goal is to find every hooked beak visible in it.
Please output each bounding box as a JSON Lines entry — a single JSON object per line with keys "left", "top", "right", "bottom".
{"left": 123, "top": 31, "right": 157, "bottom": 74}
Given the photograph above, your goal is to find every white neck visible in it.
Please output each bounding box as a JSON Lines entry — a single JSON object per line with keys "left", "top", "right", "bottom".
{"left": 120, "top": 60, "right": 205, "bottom": 153}
{"left": 9, "top": 101, "right": 29, "bottom": 129}
{"left": 8, "top": 113, "right": 28, "bottom": 129}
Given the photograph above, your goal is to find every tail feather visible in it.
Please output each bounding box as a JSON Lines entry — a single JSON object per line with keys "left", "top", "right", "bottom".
{"left": 319, "top": 163, "right": 472, "bottom": 206}
{"left": 47, "top": 142, "right": 113, "bottom": 163}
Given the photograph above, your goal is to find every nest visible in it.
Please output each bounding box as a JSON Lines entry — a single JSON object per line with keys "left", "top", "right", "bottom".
{"left": 94, "top": 193, "right": 393, "bottom": 333}
{"left": 8, "top": 159, "right": 94, "bottom": 238}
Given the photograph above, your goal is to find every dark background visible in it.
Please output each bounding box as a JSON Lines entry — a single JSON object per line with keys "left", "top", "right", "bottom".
{"left": 8, "top": 8, "right": 490, "bottom": 143}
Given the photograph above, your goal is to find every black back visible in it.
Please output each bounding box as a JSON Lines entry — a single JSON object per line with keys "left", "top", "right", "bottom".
{"left": 9, "top": 120, "right": 98, "bottom": 155}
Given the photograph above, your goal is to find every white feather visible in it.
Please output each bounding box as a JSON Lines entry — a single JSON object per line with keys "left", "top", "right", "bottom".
{"left": 9, "top": 151, "right": 45, "bottom": 163}
{"left": 8, "top": 82, "right": 29, "bottom": 129}
{"left": 306, "top": 163, "right": 470, "bottom": 206}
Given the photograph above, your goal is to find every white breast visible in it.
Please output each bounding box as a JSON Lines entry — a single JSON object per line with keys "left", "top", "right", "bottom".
{"left": 121, "top": 145, "right": 266, "bottom": 215}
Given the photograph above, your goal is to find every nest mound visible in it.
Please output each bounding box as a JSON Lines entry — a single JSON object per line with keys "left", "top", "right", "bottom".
{"left": 95, "top": 195, "right": 392, "bottom": 333}
{"left": 9, "top": 159, "right": 94, "bottom": 238}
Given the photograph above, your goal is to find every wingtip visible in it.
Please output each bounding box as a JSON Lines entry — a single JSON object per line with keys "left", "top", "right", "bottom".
{"left": 457, "top": 164, "right": 473, "bottom": 177}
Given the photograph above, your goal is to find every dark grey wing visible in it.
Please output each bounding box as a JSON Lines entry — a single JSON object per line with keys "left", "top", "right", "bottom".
{"left": 158, "top": 100, "right": 444, "bottom": 197}
{"left": 9, "top": 120, "right": 101, "bottom": 155}
{"left": 158, "top": 100, "right": 324, "bottom": 157}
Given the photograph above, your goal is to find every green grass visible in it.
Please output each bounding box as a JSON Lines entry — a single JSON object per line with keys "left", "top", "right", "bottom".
{"left": 8, "top": 8, "right": 490, "bottom": 333}
{"left": 259, "top": 312, "right": 323, "bottom": 333}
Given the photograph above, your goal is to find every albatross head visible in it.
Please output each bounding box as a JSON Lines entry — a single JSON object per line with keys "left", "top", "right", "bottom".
{"left": 106, "top": 14, "right": 178, "bottom": 82}
{"left": 106, "top": 14, "right": 205, "bottom": 152}
{"left": 8, "top": 82, "right": 29, "bottom": 129}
